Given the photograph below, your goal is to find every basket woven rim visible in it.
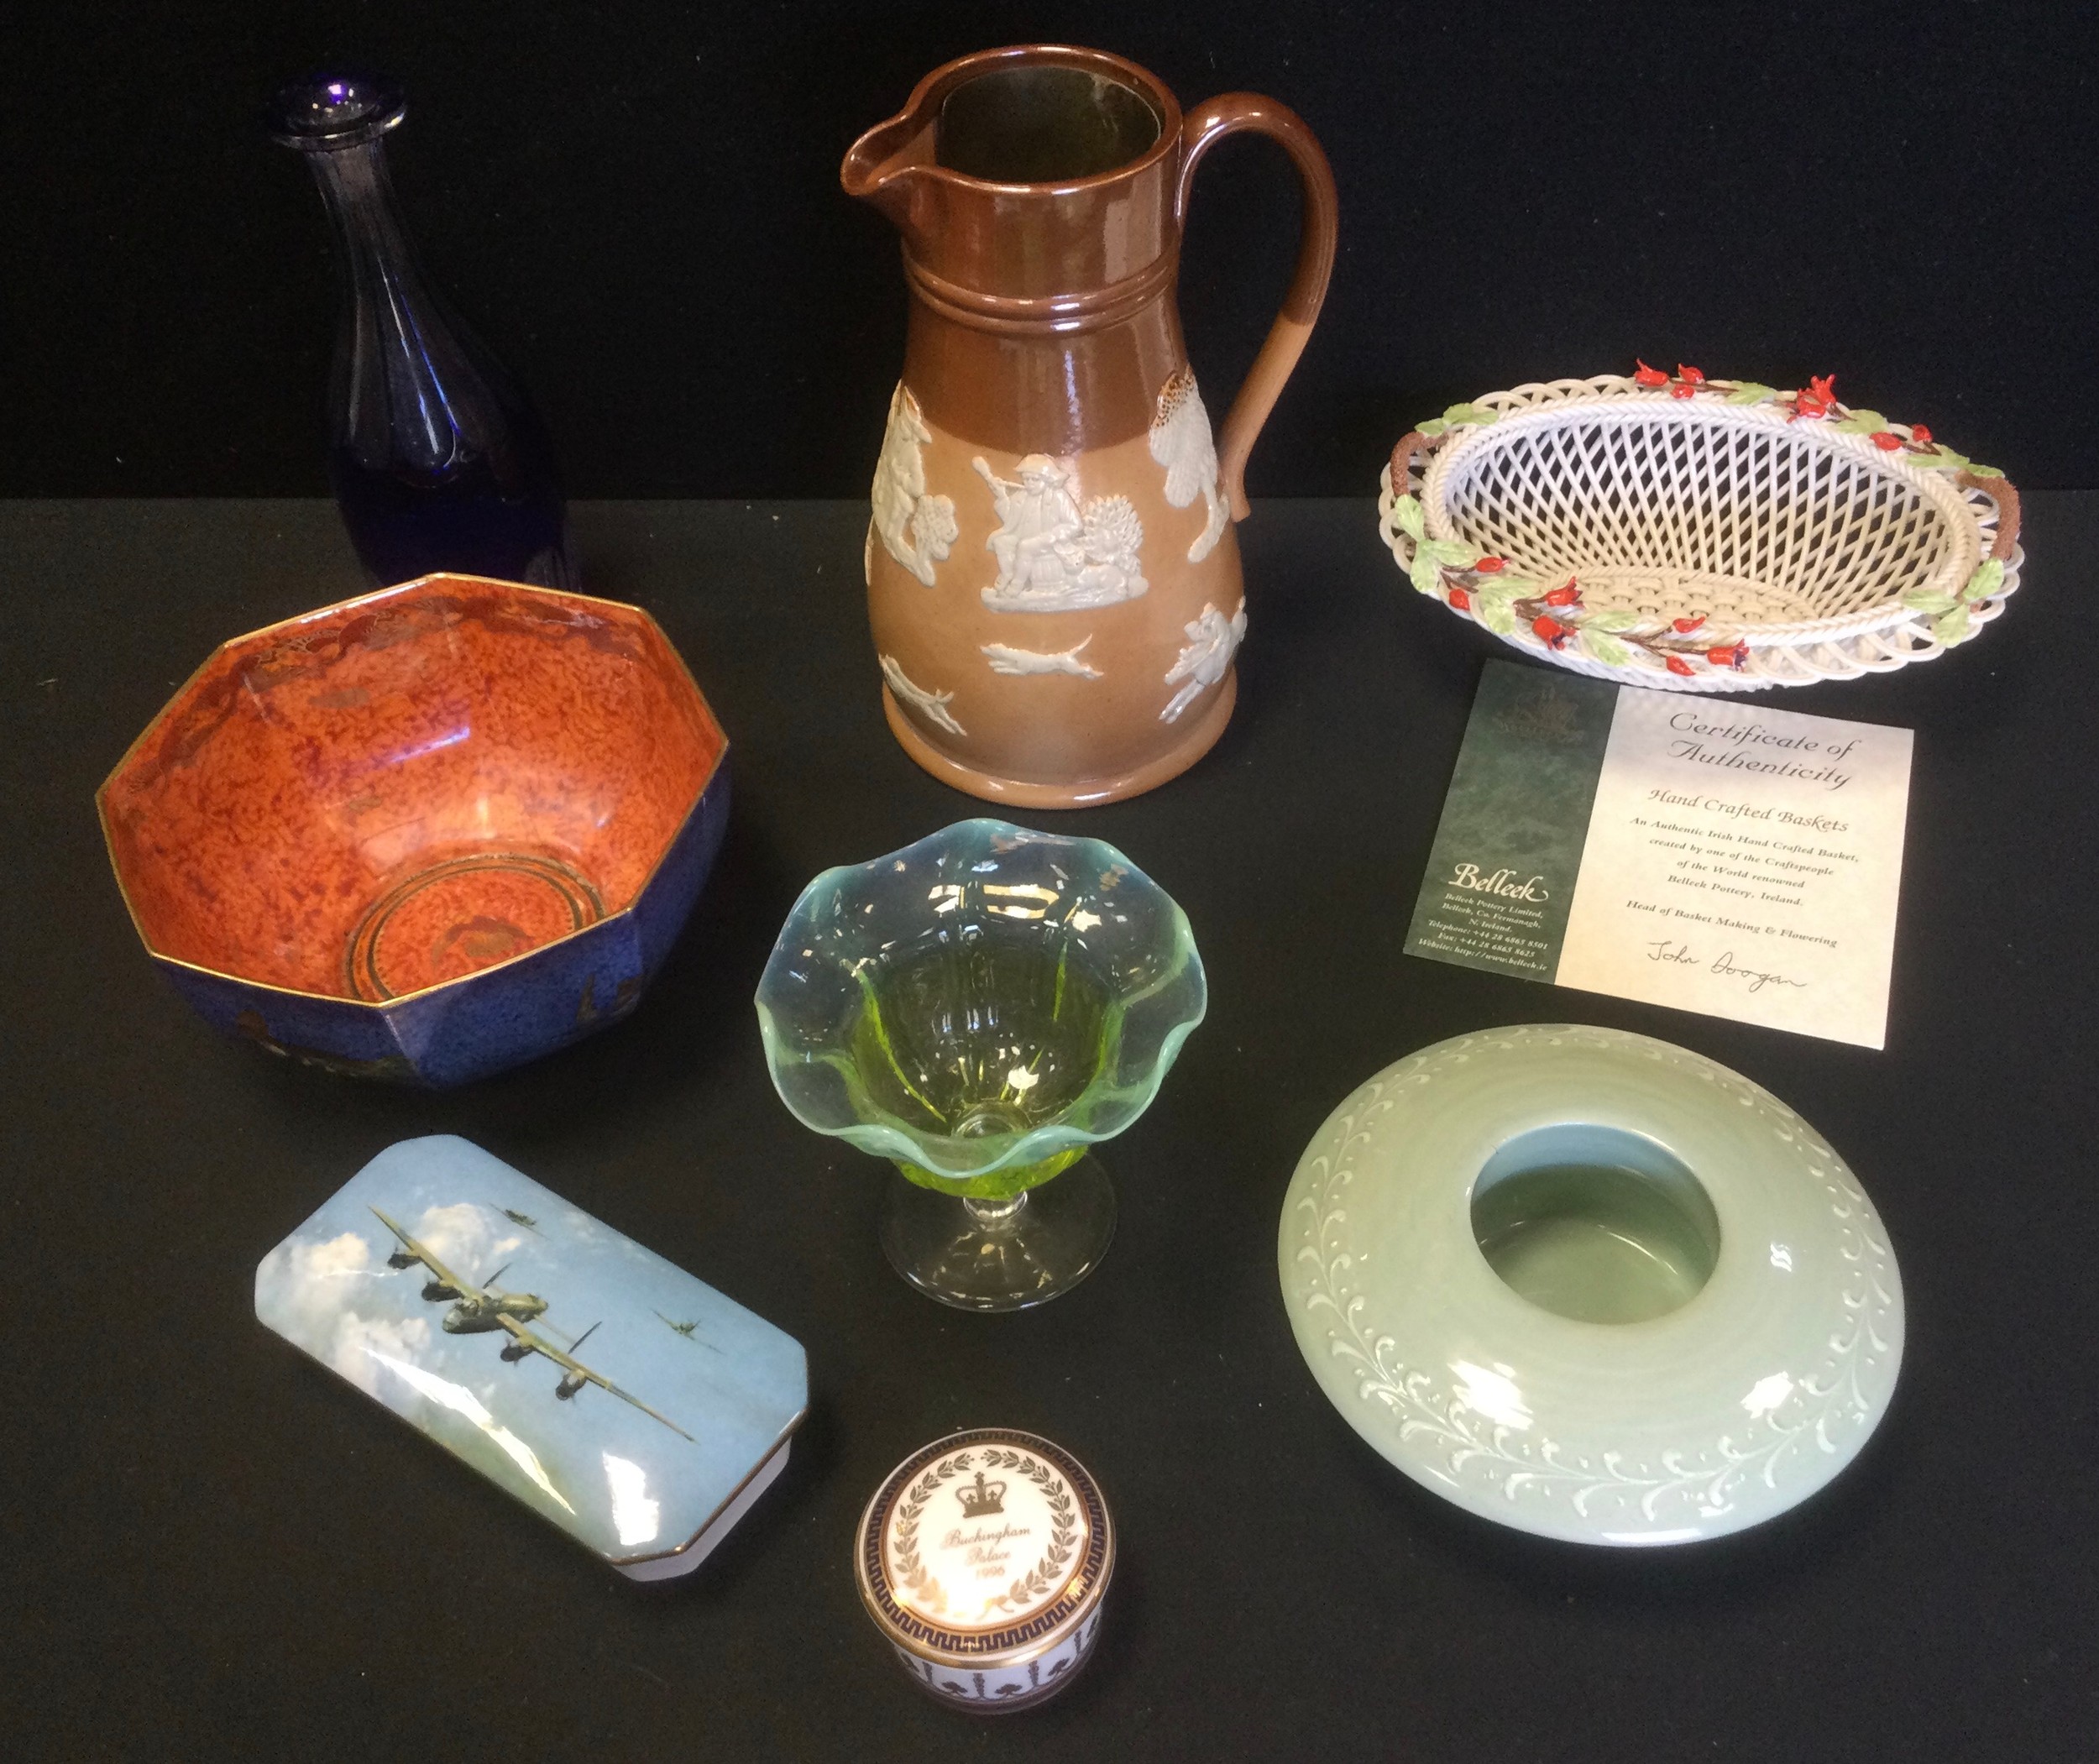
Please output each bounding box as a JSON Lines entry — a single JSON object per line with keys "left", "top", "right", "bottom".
{"left": 1380, "top": 372, "right": 2023, "bottom": 692}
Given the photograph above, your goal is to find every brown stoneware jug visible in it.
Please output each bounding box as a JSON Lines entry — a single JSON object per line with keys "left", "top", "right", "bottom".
{"left": 845, "top": 45, "right": 1338, "bottom": 806}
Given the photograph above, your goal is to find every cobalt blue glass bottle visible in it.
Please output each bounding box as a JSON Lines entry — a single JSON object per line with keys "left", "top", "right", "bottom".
{"left": 269, "top": 72, "right": 575, "bottom": 589}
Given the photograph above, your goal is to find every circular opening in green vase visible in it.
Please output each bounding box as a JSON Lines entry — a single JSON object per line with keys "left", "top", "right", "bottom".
{"left": 1471, "top": 1125, "right": 1720, "bottom": 1325}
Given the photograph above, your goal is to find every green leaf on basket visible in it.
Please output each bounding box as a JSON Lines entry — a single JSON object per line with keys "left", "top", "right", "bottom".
{"left": 1830, "top": 411, "right": 1886, "bottom": 434}
{"left": 1966, "top": 463, "right": 2005, "bottom": 478}
{"left": 1478, "top": 576, "right": 1529, "bottom": 605}
{"left": 1479, "top": 598, "right": 1518, "bottom": 636}
{"left": 1442, "top": 402, "right": 1500, "bottom": 427}
{"left": 1724, "top": 383, "right": 1779, "bottom": 405}
{"left": 1422, "top": 537, "right": 1481, "bottom": 568}
{"left": 1417, "top": 418, "right": 1447, "bottom": 438}
{"left": 1932, "top": 605, "right": 1971, "bottom": 646}
{"left": 1410, "top": 552, "right": 1443, "bottom": 596}
{"left": 1584, "top": 610, "right": 1641, "bottom": 631}
{"left": 1580, "top": 631, "right": 1631, "bottom": 667}
{"left": 1906, "top": 447, "right": 1970, "bottom": 472}
{"left": 1392, "top": 494, "right": 1426, "bottom": 540}
{"left": 1903, "top": 587, "right": 1959, "bottom": 615}
{"left": 1961, "top": 558, "right": 2005, "bottom": 602}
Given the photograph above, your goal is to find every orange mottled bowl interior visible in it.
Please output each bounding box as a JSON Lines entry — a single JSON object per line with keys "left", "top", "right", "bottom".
{"left": 99, "top": 575, "right": 725, "bottom": 1002}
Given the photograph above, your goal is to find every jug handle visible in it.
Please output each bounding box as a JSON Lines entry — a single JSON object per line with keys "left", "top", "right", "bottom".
{"left": 1176, "top": 95, "right": 1339, "bottom": 521}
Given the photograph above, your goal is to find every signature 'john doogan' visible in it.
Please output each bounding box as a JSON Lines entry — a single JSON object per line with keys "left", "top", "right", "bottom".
{"left": 1646, "top": 940, "right": 1808, "bottom": 994}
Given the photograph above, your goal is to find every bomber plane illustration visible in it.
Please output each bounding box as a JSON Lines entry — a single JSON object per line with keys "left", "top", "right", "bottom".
{"left": 372, "top": 1208, "right": 693, "bottom": 1441}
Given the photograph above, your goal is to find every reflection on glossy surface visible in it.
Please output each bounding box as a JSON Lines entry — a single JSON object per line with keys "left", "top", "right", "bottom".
{"left": 1740, "top": 1372, "right": 1796, "bottom": 1419}
{"left": 756, "top": 819, "right": 1204, "bottom": 1310}
{"left": 603, "top": 1453, "right": 661, "bottom": 1547}
{"left": 98, "top": 575, "right": 730, "bottom": 1085}
{"left": 369, "top": 1346, "right": 574, "bottom": 1513}
{"left": 1449, "top": 1359, "right": 1534, "bottom": 1432}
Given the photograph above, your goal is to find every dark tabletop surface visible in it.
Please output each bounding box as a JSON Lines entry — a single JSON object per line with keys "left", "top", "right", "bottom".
{"left": 5, "top": 496, "right": 2095, "bottom": 1761}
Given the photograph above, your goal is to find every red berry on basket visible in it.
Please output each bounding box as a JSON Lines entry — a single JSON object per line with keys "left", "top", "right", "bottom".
{"left": 1449, "top": 587, "right": 1472, "bottom": 612}
{"left": 1544, "top": 583, "right": 1581, "bottom": 607}
{"left": 1533, "top": 615, "right": 1566, "bottom": 642}
{"left": 1677, "top": 364, "right": 1706, "bottom": 385}
{"left": 1709, "top": 642, "right": 1749, "bottom": 669}
{"left": 1910, "top": 424, "right": 1933, "bottom": 446}
{"left": 1666, "top": 655, "right": 1696, "bottom": 676}
{"left": 1670, "top": 379, "right": 1699, "bottom": 399}
{"left": 1474, "top": 556, "right": 1506, "bottom": 573}
{"left": 1793, "top": 373, "right": 1838, "bottom": 419}
{"left": 1871, "top": 431, "right": 1903, "bottom": 450}
{"left": 1635, "top": 359, "right": 1671, "bottom": 387}
{"left": 1673, "top": 615, "right": 1706, "bottom": 634}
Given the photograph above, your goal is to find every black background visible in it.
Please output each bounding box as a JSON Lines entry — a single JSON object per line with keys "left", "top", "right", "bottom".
{"left": 3, "top": 0, "right": 2094, "bottom": 499}
{"left": 5, "top": 495, "right": 2096, "bottom": 1759}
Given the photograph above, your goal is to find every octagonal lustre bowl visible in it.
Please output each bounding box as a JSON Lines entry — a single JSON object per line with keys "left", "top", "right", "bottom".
{"left": 97, "top": 573, "right": 729, "bottom": 1086}
{"left": 1279, "top": 1025, "right": 1903, "bottom": 1546}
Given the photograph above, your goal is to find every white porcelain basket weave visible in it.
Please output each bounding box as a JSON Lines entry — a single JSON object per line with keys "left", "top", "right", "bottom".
{"left": 1378, "top": 370, "right": 2023, "bottom": 691}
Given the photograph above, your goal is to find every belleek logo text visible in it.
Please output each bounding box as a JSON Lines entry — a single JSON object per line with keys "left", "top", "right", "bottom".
{"left": 1450, "top": 864, "right": 1550, "bottom": 902}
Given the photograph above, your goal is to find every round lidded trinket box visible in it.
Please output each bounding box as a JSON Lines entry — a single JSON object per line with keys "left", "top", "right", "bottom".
{"left": 1279, "top": 1025, "right": 1904, "bottom": 1547}
{"left": 856, "top": 1430, "right": 1113, "bottom": 1711}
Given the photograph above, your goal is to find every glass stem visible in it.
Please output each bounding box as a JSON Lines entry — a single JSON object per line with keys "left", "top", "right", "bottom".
{"left": 963, "top": 1191, "right": 1029, "bottom": 1231}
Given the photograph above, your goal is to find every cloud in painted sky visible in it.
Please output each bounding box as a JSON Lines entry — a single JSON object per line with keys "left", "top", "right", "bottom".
{"left": 256, "top": 1226, "right": 432, "bottom": 1396}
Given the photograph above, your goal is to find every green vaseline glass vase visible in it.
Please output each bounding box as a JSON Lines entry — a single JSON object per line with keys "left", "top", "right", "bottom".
{"left": 756, "top": 819, "right": 1207, "bottom": 1311}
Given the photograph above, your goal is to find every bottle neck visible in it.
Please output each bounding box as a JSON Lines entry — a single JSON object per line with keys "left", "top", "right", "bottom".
{"left": 306, "top": 140, "right": 493, "bottom": 474}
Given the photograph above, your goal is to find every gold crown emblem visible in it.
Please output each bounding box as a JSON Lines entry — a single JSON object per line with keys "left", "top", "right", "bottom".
{"left": 955, "top": 1469, "right": 1007, "bottom": 1517}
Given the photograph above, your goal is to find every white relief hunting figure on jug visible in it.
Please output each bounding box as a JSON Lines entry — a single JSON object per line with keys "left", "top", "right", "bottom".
{"left": 1160, "top": 601, "right": 1248, "bottom": 722}
{"left": 973, "top": 454, "right": 1149, "bottom": 612}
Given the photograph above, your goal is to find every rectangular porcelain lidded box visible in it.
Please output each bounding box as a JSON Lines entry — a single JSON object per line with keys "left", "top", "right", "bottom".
{"left": 257, "top": 1136, "right": 807, "bottom": 1579}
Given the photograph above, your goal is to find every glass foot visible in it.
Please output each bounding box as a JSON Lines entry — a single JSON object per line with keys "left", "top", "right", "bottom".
{"left": 878, "top": 1154, "right": 1116, "bottom": 1311}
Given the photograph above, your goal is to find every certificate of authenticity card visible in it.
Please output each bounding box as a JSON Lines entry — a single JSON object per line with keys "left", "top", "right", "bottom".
{"left": 1406, "top": 662, "right": 1913, "bottom": 1048}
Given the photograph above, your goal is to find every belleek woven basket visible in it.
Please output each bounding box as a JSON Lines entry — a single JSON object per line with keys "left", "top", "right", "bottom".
{"left": 1378, "top": 369, "right": 2023, "bottom": 691}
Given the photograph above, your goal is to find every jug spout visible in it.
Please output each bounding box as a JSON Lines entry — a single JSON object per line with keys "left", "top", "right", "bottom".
{"left": 840, "top": 107, "right": 934, "bottom": 231}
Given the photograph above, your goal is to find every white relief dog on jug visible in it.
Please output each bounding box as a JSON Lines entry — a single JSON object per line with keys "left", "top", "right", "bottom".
{"left": 981, "top": 636, "right": 1104, "bottom": 678}
{"left": 872, "top": 385, "right": 958, "bottom": 587}
{"left": 879, "top": 653, "right": 966, "bottom": 736}
{"left": 974, "top": 455, "right": 1148, "bottom": 612}
{"left": 1149, "top": 369, "right": 1228, "bottom": 563}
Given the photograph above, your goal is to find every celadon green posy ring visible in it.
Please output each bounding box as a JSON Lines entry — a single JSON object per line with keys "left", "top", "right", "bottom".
{"left": 1279, "top": 1025, "right": 1903, "bottom": 1546}
{"left": 756, "top": 819, "right": 1206, "bottom": 1311}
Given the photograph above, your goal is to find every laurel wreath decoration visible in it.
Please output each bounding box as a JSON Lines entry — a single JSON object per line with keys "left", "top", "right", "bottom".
{"left": 977, "top": 1449, "right": 1079, "bottom": 1616}
{"left": 892, "top": 1452, "right": 961, "bottom": 1617}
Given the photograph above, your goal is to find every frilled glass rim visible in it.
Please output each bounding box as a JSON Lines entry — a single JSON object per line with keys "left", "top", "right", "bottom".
{"left": 754, "top": 819, "right": 1206, "bottom": 1181}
